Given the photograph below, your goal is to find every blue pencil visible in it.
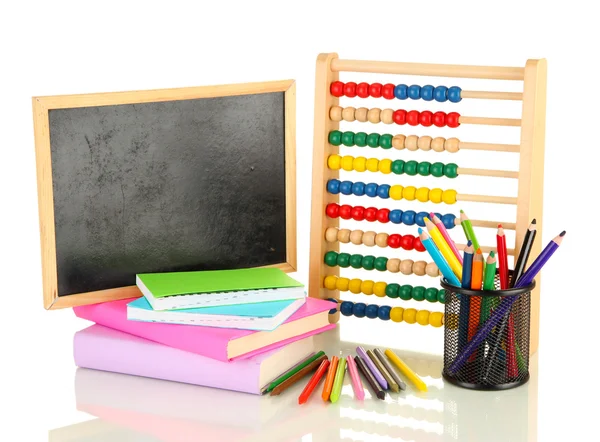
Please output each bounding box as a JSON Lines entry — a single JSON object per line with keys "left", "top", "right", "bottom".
{"left": 458, "top": 241, "right": 474, "bottom": 350}
{"left": 418, "top": 228, "right": 461, "bottom": 287}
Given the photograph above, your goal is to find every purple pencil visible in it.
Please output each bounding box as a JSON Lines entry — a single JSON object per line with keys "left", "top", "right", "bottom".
{"left": 356, "top": 346, "right": 388, "bottom": 390}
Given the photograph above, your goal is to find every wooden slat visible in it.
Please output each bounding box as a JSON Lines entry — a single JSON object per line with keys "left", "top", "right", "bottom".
{"left": 461, "top": 90, "right": 523, "bottom": 100}
{"left": 457, "top": 167, "right": 518, "bottom": 179}
{"left": 459, "top": 116, "right": 522, "bottom": 127}
{"left": 459, "top": 142, "right": 520, "bottom": 153}
{"left": 284, "top": 83, "right": 298, "bottom": 271}
{"left": 454, "top": 219, "right": 516, "bottom": 230}
{"left": 457, "top": 194, "right": 518, "bottom": 205}
{"left": 456, "top": 243, "right": 515, "bottom": 255}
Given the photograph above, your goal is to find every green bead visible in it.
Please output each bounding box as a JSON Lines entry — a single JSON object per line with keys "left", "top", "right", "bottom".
{"left": 324, "top": 251, "right": 338, "bottom": 267}
{"left": 341, "top": 131, "right": 355, "bottom": 147}
{"left": 328, "top": 130, "right": 342, "bottom": 146}
{"left": 391, "top": 159, "right": 405, "bottom": 175}
{"left": 399, "top": 284, "right": 413, "bottom": 301}
{"left": 430, "top": 162, "right": 445, "bottom": 177}
{"left": 366, "top": 133, "right": 380, "bottom": 148}
{"left": 374, "top": 256, "right": 388, "bottom": 271}
{"left": 404, "top": 160, "right": 418, "bottom": 176}
{"left": 349, "top": 254, "right": 363, "bottom": 269}
{"left": 444, "top": 163, "right": 458, "bottom": 178}
{"left": 337, "top": 252, "right": 351, "bottom": 268}
{"left": 386, "top": 283, "right": 400, "bottom": 298}
{"left": 362, "top": 255, "right": 375, "bottom": 270}
{"left": 354, "top": 132, "right": 367, "bottom": 147}
{"left": 412, "top": 286, "right": 426, "bottom": 301}
{"left": 424, "top": 287, "right": 439, "bottom": 303}
{"left": 438, "top": 289, "right": 446, "bottom": 304}
{"left": 379, "top": 134, "right": 393, "bottom": 149}
{"left": 417, "top": 161, "right": 431, "bottom": 176}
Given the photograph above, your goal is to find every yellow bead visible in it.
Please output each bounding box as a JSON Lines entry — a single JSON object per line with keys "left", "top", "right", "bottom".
{"left": 416, "top": 309, "right": 431, "bottom": 326}
{"left": 336, "top": 277, "right": 350, "bottom": 292}
{"left": 442, "top": 189, "right": 457, "bottom": 204}
{"left": 353, "top": 156, "right": 367, "bottom": 172}
{"left": 341, "top": 155, "right": 355, "bottom": 171}
{"left": 361, "top": 280, "right": 374, "bottom": 295}
{"left": 390, "top": 185, "right": 404, "bottom": 200}
{"left": 404, "top": 308, "right": 417, "bottom": 324}
{"left": 378, "top": 158, "right": 392, "bottom": 174}
{"left": 403, "top": 186, "right": 417, "bottom": 201}
{"left": 390, "top": 307, "right": 404, "bottom": 322}
{"left": 324, "top": 275, "right": 338, "bottom": 290}
{"left": 429, "top": 188, "right": 443, "bottom": 204}
{"left": 327, "top": 155, "right": 341, "bottom": 170}
{"left": 366, "top": 158, "right": 379, "bottom": 172}
{"left": 416, "top": 187, "right": 430, "bottom": 203}
{"left": 373, "top": 282, "right": 387, "bottom": 297}
{"left": 348, "top": 278, "right": 363, "bottom": 294}
{"left": 429, "top": 311, "right": 444, "bottom": 327}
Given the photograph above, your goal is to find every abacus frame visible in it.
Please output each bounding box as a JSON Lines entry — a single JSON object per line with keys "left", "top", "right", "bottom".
{"left": 309, "top": 53, "right": 546, "bottom": 355}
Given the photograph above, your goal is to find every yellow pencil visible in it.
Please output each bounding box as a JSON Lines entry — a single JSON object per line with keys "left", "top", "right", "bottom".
{"left": 384, "top": 348, "right": 427, "bottom": 392}
{"left": 424, "top": 217, "right": 462, "bottom": 280}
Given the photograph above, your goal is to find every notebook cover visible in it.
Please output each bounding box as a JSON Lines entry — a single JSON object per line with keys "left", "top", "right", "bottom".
{"left": 137, "top": 267, "right": 303, "bottom": 298}
{"left": 74, "top": 297, "right": 336, "bottom": 362}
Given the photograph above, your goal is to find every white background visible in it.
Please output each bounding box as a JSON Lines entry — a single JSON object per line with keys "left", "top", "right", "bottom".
{"left": 0, "top": 0, "right": 596, "bottom": 440}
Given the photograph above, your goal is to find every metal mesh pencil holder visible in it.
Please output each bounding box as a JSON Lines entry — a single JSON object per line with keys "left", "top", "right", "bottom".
{"left": 440, "top": 272, "right": 534, "bottom": 390}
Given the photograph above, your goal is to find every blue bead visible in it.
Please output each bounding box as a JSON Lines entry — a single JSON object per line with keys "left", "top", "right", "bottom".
{"left": 352, "top": 181, "right": 366, "bottom": 196}
{"left": 340, "top": 301, "right": 354, "bottom": 317}
{"left": 377, "top": 184, "right": 390, "bottom": 199}
{"left": 415, "top": 211, "right": 428, "bottom": 227}
{"left": 394, "top": 84, "right": 408, "bottom": 100}
{"left": 402, "top": 210, "right": 416, "bottom": 225}
{"left": 378, "top": 305, "right": 391, "bottom": 320}
{"left": 408, "top": 84, "right": 421, "bottom": 100}
{"left": 365, "top": 183, "right": 379, "bottom": 197}
{"left": 326, "top": 179, "right": 340, "bottom": 194}
{"left": 339, "top": 180, "right": 353, "bottom": 195}
{"left": 353, "top": 302, "right": 367, "bottom": 318}
{"left": 365, "top": 304, "right": 379, "bottom": 319}
{"left": 442, "top": 213, "right": 456, "bottom": 229}
{"left": 434, "top": 86, "right": 448, "bottom": 102}
{"left": 448, "top": 86, "right": 462, "bottom": 103}
{"left": 326, "top": 298, "right": 339, "bottom": 314}
{"left": 389, "top": 209, "right": 403, "bottom": 224}
{"left": 434, "top": 212, "right": 443, "bottom": 220}
{"left": 421, "top": 85, "right": 435, "bottom": 101}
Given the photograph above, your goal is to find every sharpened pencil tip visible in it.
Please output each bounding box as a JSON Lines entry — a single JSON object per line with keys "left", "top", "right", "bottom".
{"left": 489, "top": 250, "right": 495, "bottom": 257}
{"left": 460, "top": 209, "right": 464, "bottom": 213}
{"left": 560, "top": 230, "right": 566, "bottom": 237}
{"left": 532, "top": 218, "right": 537, "bottom": 224}
{"left": 377, "top": 391, "right": 386, "bottom": 400}
{"left": 498, "top": 223, "right": 502, "bottom": 228}
{"left": 467, "top": 240, "right": 472, "bottom": 246}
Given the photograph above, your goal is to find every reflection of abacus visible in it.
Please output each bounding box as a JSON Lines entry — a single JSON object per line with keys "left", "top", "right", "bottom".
{"left": 309, "top": 54, "right": 547, "bottom": 353}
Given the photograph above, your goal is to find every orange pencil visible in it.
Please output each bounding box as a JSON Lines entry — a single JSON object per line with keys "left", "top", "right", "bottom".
{"left": 299, "top": 358, "right": 330, "bottom": 404}
{"left": 467, "top": 248, "right": 484, "bottom": 361}
{"left": 321, "top": 355, "right": 339, "bottom": 401}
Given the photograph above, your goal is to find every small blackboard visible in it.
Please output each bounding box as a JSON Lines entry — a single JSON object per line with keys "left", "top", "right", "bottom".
{"left": 33, "top": 81, "right": 296, "bottom": 309}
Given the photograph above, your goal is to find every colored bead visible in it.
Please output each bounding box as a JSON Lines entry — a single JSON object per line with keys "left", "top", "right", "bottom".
{"left": 342, "top": 81, "right": 357, "bottom": 97}
{"left": 353, "top": 302, "right": 367, "bottom": 318}
{"left": 416, "top": 187, "right": 430, "bottom": 203}
{"left": 401, "top": 235, "right": 415, "bottom": 251}
{"left": 327, "top": 298, "right": 339, "bottom": 314}
{"left": 418, "top": 136, "right": 432, "bottom": 151}
{"left": 401, "top": 210, "right": 416, "bottom": 225}
{"left": 374, "top": 256, "right": 388, "bottom": 271}
{"left": 339, "top": 204, "right": 352, "bottom": 220}
{"left": 354, "top": 157, "right": 367, "bottom": 172}
{"left": 394, "top": 84, "right": 408, "bottom": 100}
{"left": 431, "top": 137, "right": 445, "bottom": 152}
{"left": 340, "top": 301, "right": 354, "bottom": 316}
{"left": 415, "top": 211, "right": 427, "bottom": 226}
{"left": 365, "top": 304, "right": 379, "bottom": 319}
{"left": 330, "top": 106, "right": 343, "bottom": 121}
{"left": 414, "top": 237, "right": 426, "bottom": 252}
{"left": 339, "top": 180, "right": 353, "bottom": 195}
{"left": 376, "top": 208, "right": 390, "bottom": 223}
{"left": 392, "top": 134, "right": 406, "bottom": 149}
{"left": 429, "top": 188, "right": 443, "bottom": 203}
{"left": 327, "top": 154, "right": 341, "bottom": 170}
{"left": 351, "top": 206, "right": 365, "bottom": 221}
{"left": 379, "top": 134, "right": 393, "bottom": 149}
{"left": 393, "top": 109, "right": 407, "bottom": 125}
{"left": 357, "top": 82, "right": 370, "bottom": 98}
{"left": 326, "top": 203, "right": 339, "bottom": 218}
{"left": 378, "top": 159, "right": 392, "bottom": 175}
{"left": 390, "top": 307, "right": 404, "bottom": 322}
{"left": 389, "top": 209, "right": 403, "bottom": 224}
{"left": 378, "top": 305, "right": 391, "bottom": 320}
{"left": 406, "top": 110, "right": 420, "bottom": 126}
{"left": 324, "top": 251, "right": 338, "bottom": 266}
{"left": 367, "top": 108, "right": 381, "bottom": 123}
{"left": 376, "top": 184, "right": 390, "bottom": 199}
{"left": 362, "top": 231, "right": 376, "bottom": 246}
{"left": 375, "top": 233, "right": 388, "bottom": 248}
{"left": 354, "top": 132, "right": 367, "bottom": 147}
{"left": 380, "top": 109, "right": 394, "bottom": 124}
{"left": 330, "top": 81, "right": 344, "bottom": 97}
{"left": 341, "top": 155, "right": 354, "bottom": 171}
{"left": 446, "top": 112, "right": 460, "bottom": 128}
{"left": 365, "top": 183, "right": 378, "bottom": 197}
{"left": 448, "top": 86, "right": 462, "bottom": 103}
{"left": 361, "top": 280, "right": 374, "bottom": 295}
{"left": 400, "top": 259, "right": 414, "bottom": 275}
{"left": 408, "top": 85, "right": 421, "bottom": 100}
{"left": 327, "top": 179, "right": 340, "bottom": 194}
{"left": 437, "top": 289, "right": 446, "bottom": 303}
{"left": 355, "top": 107, "right": 368, "bottom": 122}
{"left": 404, "top": 160, "right": 418, "bottom": 176}
{"left": 350, "top": 230, "right": 363, "bottom": 245}
{"left": 404, "top": 308, "right": 417, "bottom": 324}
{"left": 442, "top": 189, "right": 457, "bottom": 204}
{"left": 424, "top": 287, "right": 439, "bottom": 303}
{"left": 444, "top": 163, "right": 458, "bottom": 178}
{"left": 403, "top": 186, "right": 417, "bottom": 200}
{"left": 442, "top": 213, "right": 456, "bottom": 229}
{"left": 336, "top": 277, "right": 350, "bottom": 291}
{"left": 329, "top": 130, "right": 342, "bottom": 146}
{"left": 413, "top": 261, "right": 426, "bottom": 276}
{"left": 342, "top": 107, "right": 355, "bottom": 122}
{"left": 433, "top": 111, "right": 446, "bottom": 127}
{"left": 366, "top": 133, "right": 380, "bottom": 148}
{"left": 421, "top": 85, "right": 434, "bottom": 101}
{"left": 391, "top": 160, "right": 405, "bottom": 175}
{"left": 369, "top": 83, "right": 383, "bottom": 98}
{"left": 387, "top": 234, "right": 401, "bottom": 249}
{"left": 412, "top": 286, "right": 426, "bottom": 301}
{"left": 405, "top": 135, "right": 419, "bottom": 151}
{"left": 338, "top": 229, "right": 351, "bottom": 243}
{"left": 324, "top": 275, "right": 337, "bottom": 290}
{"left": 445, "top": 137, "right": 460, "bottom": 153}
{"left": 337, "top": 252, "right": 350, "bottom": 268}
{"left": 416, "top": 309, "right": 430, "bottom": 326}
{"left": 386, "top": 258, "right": 401, "bottom": 272}
{"left": 398, "top": 285, "right": 412, "bottom": 301}
{"left": 426, "top": 262, "right": 439, "bottom": 277}
{"left": 366, "top": 158, "right": 379, "bottom": 172}
{"left": 430, "top": 162, "right": 444, "bottom": 177}
{"left": 434, "top": 86, "right": 448, "bottom": 102}
{"left": 341, "top": 131, "right": 355, "bottom": 146}
{"left": 325, "top": 227, "right": 338, "bottom": 242}
{"left": 351, "top": 182, "right": 365, "bottom": 196}
{"left": 382, "top": 83, "right": 395, "bottom": 99}
{"left": 373, "top": 282, "right": 387, "bottom": 297}
{"left": 420, "top": 111, "right": 433, "bottom": 127}
{"left": 429, "top": 311, "right": 444, "bottom": 327}
{"left": 362, "top": 255, "right": 376, "bottom": 270}
{"left": 349, "top": 254, "right": 363, "bottom": 269}
{"left": 364, "top": 207, "right": 378, "bottom": 222}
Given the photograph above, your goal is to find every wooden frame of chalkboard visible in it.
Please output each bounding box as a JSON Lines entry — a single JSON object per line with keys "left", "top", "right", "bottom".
{"left": 33, "top": 80, "right": 297, "bottom": 309}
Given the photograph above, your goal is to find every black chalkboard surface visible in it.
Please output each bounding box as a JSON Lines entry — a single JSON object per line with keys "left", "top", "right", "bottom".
{"left": 33, "top": 81, "right": 296, "bottom": 309}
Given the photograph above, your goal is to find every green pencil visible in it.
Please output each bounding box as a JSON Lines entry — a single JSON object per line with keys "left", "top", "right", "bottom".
{"left": 330, "top": 357, "right": 346, "bottom": 403}
{"left": 266, "top": 351, "right": 326, "bottom": 392}
{"left": 480, "top": 251, "right": 497, "bottom": 323}
{"left": 460, "top": 210, "right": 481, "bottom": 252}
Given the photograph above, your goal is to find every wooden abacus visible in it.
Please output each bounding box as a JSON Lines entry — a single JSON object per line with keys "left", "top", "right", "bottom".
{"left": 309, "top": 53, "right": 546, "bottom": 354}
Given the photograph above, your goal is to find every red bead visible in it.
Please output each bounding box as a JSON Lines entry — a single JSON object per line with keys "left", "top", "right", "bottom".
{"left": 325, "top": 203, "right": 339, "bottom": 218}
{"left": 357, "top": 82, "right": 370, "bottom": 98}
{"left": 413, "top": 236, "right": 426, "bottom": 252}
{"left": 401, "top": 235, "right": 415, "bottom": 250}
{"left": 447, "top": 112, "right": 461, "bottom": 128}
{"left": 344, "top": 82, "right": 357, "bottom": 98}
{"left": 387, "top": 234, "right": 402, "bottom": 248}
{"left": 382, "top": 83, "right": 395, "bottom": 99}
{"left": 406, "top": 110, "right": 420, "bottom": 126}
{"left": 433, "top": 111, "right": 447, "bottom": 127}
{"left": 376, "top": 208, "right": 390, "bottom": 223}
{"left": 330, "top": 81, "right": 344, "bottom": 97}
{"left": 369, "top": 83, "right": 383, "bottom": 98}
{"left": 393, "top": 109, "right": 407, "bottom": 125}
{"left": 364, "top": 207, "right": 378, "bottom": 222}
{"left": 339, "top": 204, "right": 353, "bottom": 220}
{"left": 351, "top": 206, "right": 365, "bottom": 221}
{"left": 419, "top": 111, "right": 433, "bottom": 127}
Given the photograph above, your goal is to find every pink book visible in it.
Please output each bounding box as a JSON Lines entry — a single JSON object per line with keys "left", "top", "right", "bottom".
{"left": 74, "top": 297, "right": 336, "bottom": 362}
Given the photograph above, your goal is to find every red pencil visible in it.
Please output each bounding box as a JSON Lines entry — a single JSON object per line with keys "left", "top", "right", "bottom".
{"left": 299, "top": 358, "right": 330, "bottom": 404}
{"left": 497, "top": 224, "right": 518, "bottom": 377}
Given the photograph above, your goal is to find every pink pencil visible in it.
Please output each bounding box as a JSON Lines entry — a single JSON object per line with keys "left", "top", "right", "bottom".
{"left": 430, "top": 212, "right": 463, "bottom": 264}
{"left": 346, "top": 355, "right": 365, "bottom": 400}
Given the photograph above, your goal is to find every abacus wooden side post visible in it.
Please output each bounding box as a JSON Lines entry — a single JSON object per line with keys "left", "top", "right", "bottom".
{"left": 309, "top": 53, "right": 340, "bottom": 323}
{"left": 516, "top": 59, "right": 547, "bottom": 356}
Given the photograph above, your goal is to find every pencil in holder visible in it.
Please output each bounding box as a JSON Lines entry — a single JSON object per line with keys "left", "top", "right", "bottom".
{"left": 440, "top": 271, "right": 534, "bottom": 390}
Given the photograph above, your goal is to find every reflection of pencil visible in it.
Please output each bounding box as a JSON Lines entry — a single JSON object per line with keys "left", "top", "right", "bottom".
{"left": 384, "top": 349, "right": 427, "bottom": 392}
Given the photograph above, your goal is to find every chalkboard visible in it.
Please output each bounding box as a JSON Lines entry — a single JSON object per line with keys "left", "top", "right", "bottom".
{"left": 33, "top": 81, "right": 296, "bottom": 309}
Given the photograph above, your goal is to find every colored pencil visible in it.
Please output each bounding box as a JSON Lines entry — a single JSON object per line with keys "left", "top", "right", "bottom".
{"left": 384, "top": 349, "right": 427, "bottom": 392}
{"left": 266, "top": 351, "right": 325, "bottom": 393}
{"left": 298, "top": 358, "right": 330, "bottom": 405}
{"left": 467, "top": 248, "right": 484, "bottom": 361}
{"left": 459, "top": 210, "right": 481, "bottom": 252}
{"left": 511, "top": 219, "right": 537, "bottom": 287}
{"left": 418, "top": 228, "right": 461, "bottom": 287}
{"left": 356, "top": 346, "right": 388, "bottom": 390}
{"left": 321, "top": 355, "right": 339, "bottom": 401}
{"left": 497, "top": 225, "right": 509, "bottom": 290}
{"left": 270, "top": 354, "right": 328, "bottom": 396}
{"left": 330, "top": 357, "right": 346, "bottom": 403}
{"left": 346, "top": 355, "right": 365, "bottom": 400}
{"left": 261, "top": 352, "right": 316, "bottom": 394}
{"left": 355, "top": 355, "right": 385, "bottom": 400}
{"left": 459, "top": 241, "right": 474, "bottom": 351}
{"left": 367, "top": 349, "right": 399, "bottom": 393}
{"left": 424, "top": 217, "right": 463, "bottom": 279}
{"left": 448, "top": 231, "right": 565, "bottom": 374}
{"left": 373, "top": 348, "right": 406, "bottom": 391}
{"left": 479, "top": 251, "right": 497, "bottom": 324}
{"left": 430, "top": 212, "right": 463, "bottom": 264}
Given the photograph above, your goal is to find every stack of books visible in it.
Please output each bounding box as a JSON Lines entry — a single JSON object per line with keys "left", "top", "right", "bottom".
{"left": 73, "top": 268, "right": 336, "bottom": 394}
